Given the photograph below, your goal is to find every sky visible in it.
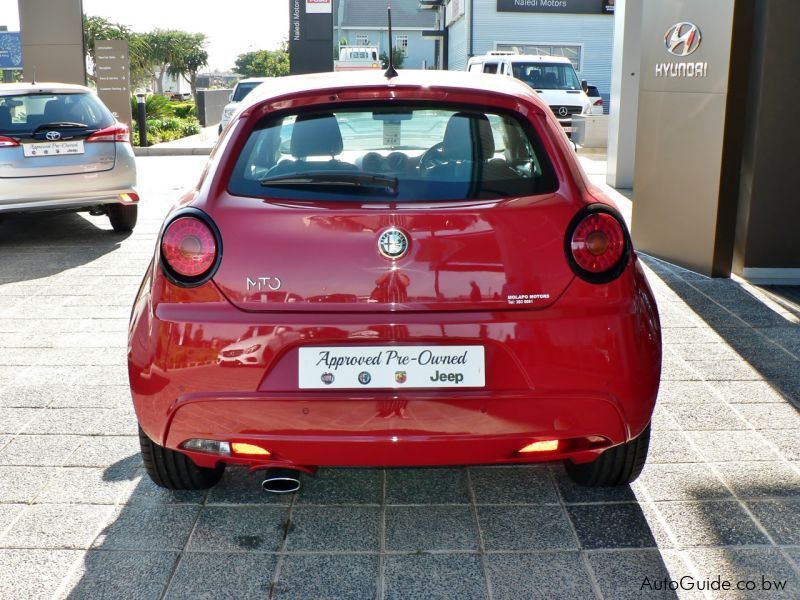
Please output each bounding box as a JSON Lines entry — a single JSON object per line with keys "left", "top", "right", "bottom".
{"left": 0, "top": 0, "right": 290, "bottom": 71}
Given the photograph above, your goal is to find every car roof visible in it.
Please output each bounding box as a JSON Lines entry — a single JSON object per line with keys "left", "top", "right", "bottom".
{"left": 469, "top": 54, "right": 573, "bottom": 64}
{"left": 237, "top": 77, "right": 273, "bottom": 85}
{"left": 241, "top": 69, "right": 541, "bottom": 110}
{"left": 0, "top": 82, "right": 95, "bottom": 96}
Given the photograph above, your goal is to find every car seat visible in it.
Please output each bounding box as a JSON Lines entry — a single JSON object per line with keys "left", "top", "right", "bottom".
{"left": 0, "top": 106, "right": 11, "bottom": 131}
{"left": 43, "top": 98, "right": 68, "bottom": 124}
{"left": 267, "top": 113, "right": 356, "bottom": 176}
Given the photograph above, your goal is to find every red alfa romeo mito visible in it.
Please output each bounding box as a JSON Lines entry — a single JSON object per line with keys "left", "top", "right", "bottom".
{"left": 129, "top": 70, "right": 661, "bottom": 492}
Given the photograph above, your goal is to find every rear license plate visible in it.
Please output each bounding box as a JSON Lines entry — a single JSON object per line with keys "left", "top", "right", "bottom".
{"left": 299, "top": 345, "right": 485, "bottom": 389}
{"left": 23, "top": 140, "right": 85, "bottom": 157}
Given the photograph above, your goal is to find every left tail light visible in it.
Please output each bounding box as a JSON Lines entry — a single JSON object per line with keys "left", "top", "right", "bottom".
{"left": 593, "top": 98, "right": 604, "bottom": 107}
{"left": 565, "top": 206, "right": 630, "bottom": 283}
{"left": 87, "top": 123, "right": 130, "bottom": 143}
{"left": 0, "top": 136, "right": 20, "bottom": 148}
{"left": 159, "top": 208, "right": 222, "bottom": 287}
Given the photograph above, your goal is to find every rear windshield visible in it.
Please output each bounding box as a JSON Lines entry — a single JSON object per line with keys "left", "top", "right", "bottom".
{"left": 228, "top": 105, "right": 558, "bottom": 202}
{"left": 232, "top": 82, "right": 262, "bottom": 102}
{"left": 511, "top": 62, "right": 581, "bottom": 91}
{"left": 0, "top": 92, "right": 114, "bottom": 136}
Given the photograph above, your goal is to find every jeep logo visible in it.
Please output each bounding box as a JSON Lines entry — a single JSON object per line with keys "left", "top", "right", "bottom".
{"left": 430, "top": 370, "right": 464, "bottom": 384}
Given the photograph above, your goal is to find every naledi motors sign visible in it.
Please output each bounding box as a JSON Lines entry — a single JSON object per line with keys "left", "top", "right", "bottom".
{"left": 497, "top": 0, "right": 613, "bottom": 15}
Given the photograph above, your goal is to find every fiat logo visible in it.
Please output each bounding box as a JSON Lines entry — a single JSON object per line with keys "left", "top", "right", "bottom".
{"left": 45, "top": 131, "right": 62, "bottom": 141}
{"left": 377, "top": 228, "right": 409, "bottom": 260}
{"left": 665, "top": 22, "right": 702, "bottom": 57}
{"left": 558, "top": 107, "right": 569, "bottom": 117}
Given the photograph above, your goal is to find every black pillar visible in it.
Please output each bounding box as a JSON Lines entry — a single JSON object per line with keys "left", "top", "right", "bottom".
{"left": 289, "top": 0, "right": 334, "bottom": 75}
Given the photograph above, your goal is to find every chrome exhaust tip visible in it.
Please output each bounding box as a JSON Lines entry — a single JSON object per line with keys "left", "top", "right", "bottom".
{"left": 261, "top": 468, "right": 301, "bottom": 494}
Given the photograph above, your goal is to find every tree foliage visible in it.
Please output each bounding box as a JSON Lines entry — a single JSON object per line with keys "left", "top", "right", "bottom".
{"left": 164, "top": 32, "right": 209, "bottom": 98}
{"left": 379, "top": 48, "right": 405, "bottom": 70}
{"left": 234, "top": 44, "right": 290, "bottom": 78}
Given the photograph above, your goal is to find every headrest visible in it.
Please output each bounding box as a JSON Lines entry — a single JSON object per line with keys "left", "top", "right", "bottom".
{"left": 43, "top": 99, "right": 66, "bottom": 122}
{"left": 442, "top": 112, "right": 495, "bottom": 161}
{"left": 290, "top": 113, "right": 344, "bottom": 158}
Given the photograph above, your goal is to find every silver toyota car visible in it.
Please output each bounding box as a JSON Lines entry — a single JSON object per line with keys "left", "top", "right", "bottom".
{"left": 0, "top": 83, "right": 138, "bottom": 231}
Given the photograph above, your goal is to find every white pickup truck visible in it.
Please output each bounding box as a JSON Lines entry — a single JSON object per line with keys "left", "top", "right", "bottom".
{"left": 334, "top": 46, "right": 381, "bottom": 72}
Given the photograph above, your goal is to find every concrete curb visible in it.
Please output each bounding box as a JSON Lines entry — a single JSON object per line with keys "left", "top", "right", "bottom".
{"left": 133, "top": 147, "right": 212, "bottom": 157}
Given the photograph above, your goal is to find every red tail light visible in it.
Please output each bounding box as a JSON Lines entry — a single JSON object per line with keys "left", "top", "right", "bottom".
{"left": 0, "top": 136, "right": 20, "bottom": 148}
{"left": 567, "top": 209, "right": 628, "bottom": 282}
{"left": 87, "top": 123, "right": 130, "bottom": 143}
{"left": 160, "top": 212, "right": 221, "bottom": 285}
{"left": 593, "top": 98, "right": 603, "bottom": 106}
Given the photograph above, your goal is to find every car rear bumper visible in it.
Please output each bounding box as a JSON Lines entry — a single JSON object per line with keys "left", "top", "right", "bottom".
{"left": 166, "top": 391, "right": 626, "bottom": 469}
{"left": 129, "top": 258, "right": 661, "bottom": 469}
{"left": 0, "top": 188, "right": 138, "bottom": 213}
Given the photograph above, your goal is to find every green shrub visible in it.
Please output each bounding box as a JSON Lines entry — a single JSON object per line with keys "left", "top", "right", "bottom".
{"left": 130, "top": 94, "right": 174, "bottom": 123}
{"left": 173, "top": 102, "right": 197, "bottom": 119}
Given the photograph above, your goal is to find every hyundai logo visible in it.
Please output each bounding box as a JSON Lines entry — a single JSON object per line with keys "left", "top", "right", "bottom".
{"left": 377, "top": 228, "right": 409, "bottom": 260}
{"left": 665, "top": 22, "right": 702, "bottom": 57}
{"left": 45, "top": 131, "right": 62, "bottom": 141}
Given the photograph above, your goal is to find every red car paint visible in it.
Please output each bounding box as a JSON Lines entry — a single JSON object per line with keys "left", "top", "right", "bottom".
{"left": 128, "top": 70, "right": 661, "bottom": 472}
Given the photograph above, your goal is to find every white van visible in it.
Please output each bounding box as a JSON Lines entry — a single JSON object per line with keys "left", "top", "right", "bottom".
{"left": 218, "top": 77, "right": 272, "bottom": 135}
{"left": 466, "top": 52, "right": 592, "bottom": 134}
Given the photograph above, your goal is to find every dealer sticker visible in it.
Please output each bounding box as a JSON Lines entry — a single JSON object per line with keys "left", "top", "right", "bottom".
{"left": 298, "top": 345, "right": 485, "bottom": 389}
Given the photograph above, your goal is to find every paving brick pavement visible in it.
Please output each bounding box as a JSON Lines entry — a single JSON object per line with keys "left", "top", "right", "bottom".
{"left": 0, "top": 156, "right": 798, "bottom": 599}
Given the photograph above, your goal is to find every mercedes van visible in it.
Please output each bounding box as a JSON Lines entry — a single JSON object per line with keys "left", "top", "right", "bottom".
{"left": 467, "top": 52, "right": 593, "bottom": 134}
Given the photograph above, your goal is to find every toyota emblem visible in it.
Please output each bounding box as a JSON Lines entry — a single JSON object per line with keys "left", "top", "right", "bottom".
{"left": 45, "top": 131, "right": 62, "bottom": 141}
{"left": 377, "top": 228, "right": 409, "bottom": 260}
{"left": 558, "top": 107, "right": 569, "bottom": 118}
{"left": 665, "top": 22, "right": 702, "bottom": 57}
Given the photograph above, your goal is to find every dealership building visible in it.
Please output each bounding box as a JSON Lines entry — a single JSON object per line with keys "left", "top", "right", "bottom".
{"left": 441, "top": 0, "right": 615, "bottom": 104}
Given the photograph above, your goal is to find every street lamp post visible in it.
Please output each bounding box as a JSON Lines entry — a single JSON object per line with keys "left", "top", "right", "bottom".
{"left": 135, "top": 91, "right": 147, "bottom": 147}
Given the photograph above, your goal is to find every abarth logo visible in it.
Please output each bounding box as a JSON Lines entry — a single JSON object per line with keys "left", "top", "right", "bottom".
{"left": 45, "top": 131, "right": 62, "bottom": 141}
{"left": 377, "top": 228, "right": 409, "bottom": 260}
{"left": 395, "top": 371, "right": 407, "bottom": 384}
{"left": 665, "top": 22, "right": 702, "bottom": 57}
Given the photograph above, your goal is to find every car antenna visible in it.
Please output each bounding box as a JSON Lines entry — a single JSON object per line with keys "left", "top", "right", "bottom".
{"left": 383, "top": 6, "right": 398, "bottom": 79}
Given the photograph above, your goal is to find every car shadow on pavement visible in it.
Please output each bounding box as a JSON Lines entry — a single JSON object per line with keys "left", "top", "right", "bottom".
{"left": 60, "top": 456, "right": 686, "bottom": 600}
{"left": 640, "top": 254, "right": 800, "bottom": 412}
{"left": 0, "top": 211, "right": 131, "bottom": 284}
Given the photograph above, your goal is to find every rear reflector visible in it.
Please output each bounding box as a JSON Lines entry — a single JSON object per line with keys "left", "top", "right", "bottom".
{"left": 231, "top": 443, "right": 271, "bottom": 456}
{"left": 518, "top": 440, "right": 559, "bottom": 453}
{"left": 119, "top": 193, "right": 139, "bottom": 204}
{"left": 181, "top": 439, "right": 231, "bottom": 455}
{"left": 87, "top": 123, "right": 130, "bottom": 143}
{"left": 0, "top": 136, "right": 20, "bottom": 148}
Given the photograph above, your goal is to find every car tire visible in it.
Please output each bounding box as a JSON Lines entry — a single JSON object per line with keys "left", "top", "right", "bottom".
{"left": 139, "top": 426, "right": 224, "bottom": 490}
{"left": 565, "top": 424, "right": 651, "bottom": 487}
{"left": 108, "top": 204, "right": 138, "bottom": 232}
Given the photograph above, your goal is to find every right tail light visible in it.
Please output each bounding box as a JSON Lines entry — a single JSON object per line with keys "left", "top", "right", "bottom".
{"left": 566, "top": 206, "right": 630, "bottom": 283}
{"left": 159, "top": 209, "right": 222, "bottom": 287}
